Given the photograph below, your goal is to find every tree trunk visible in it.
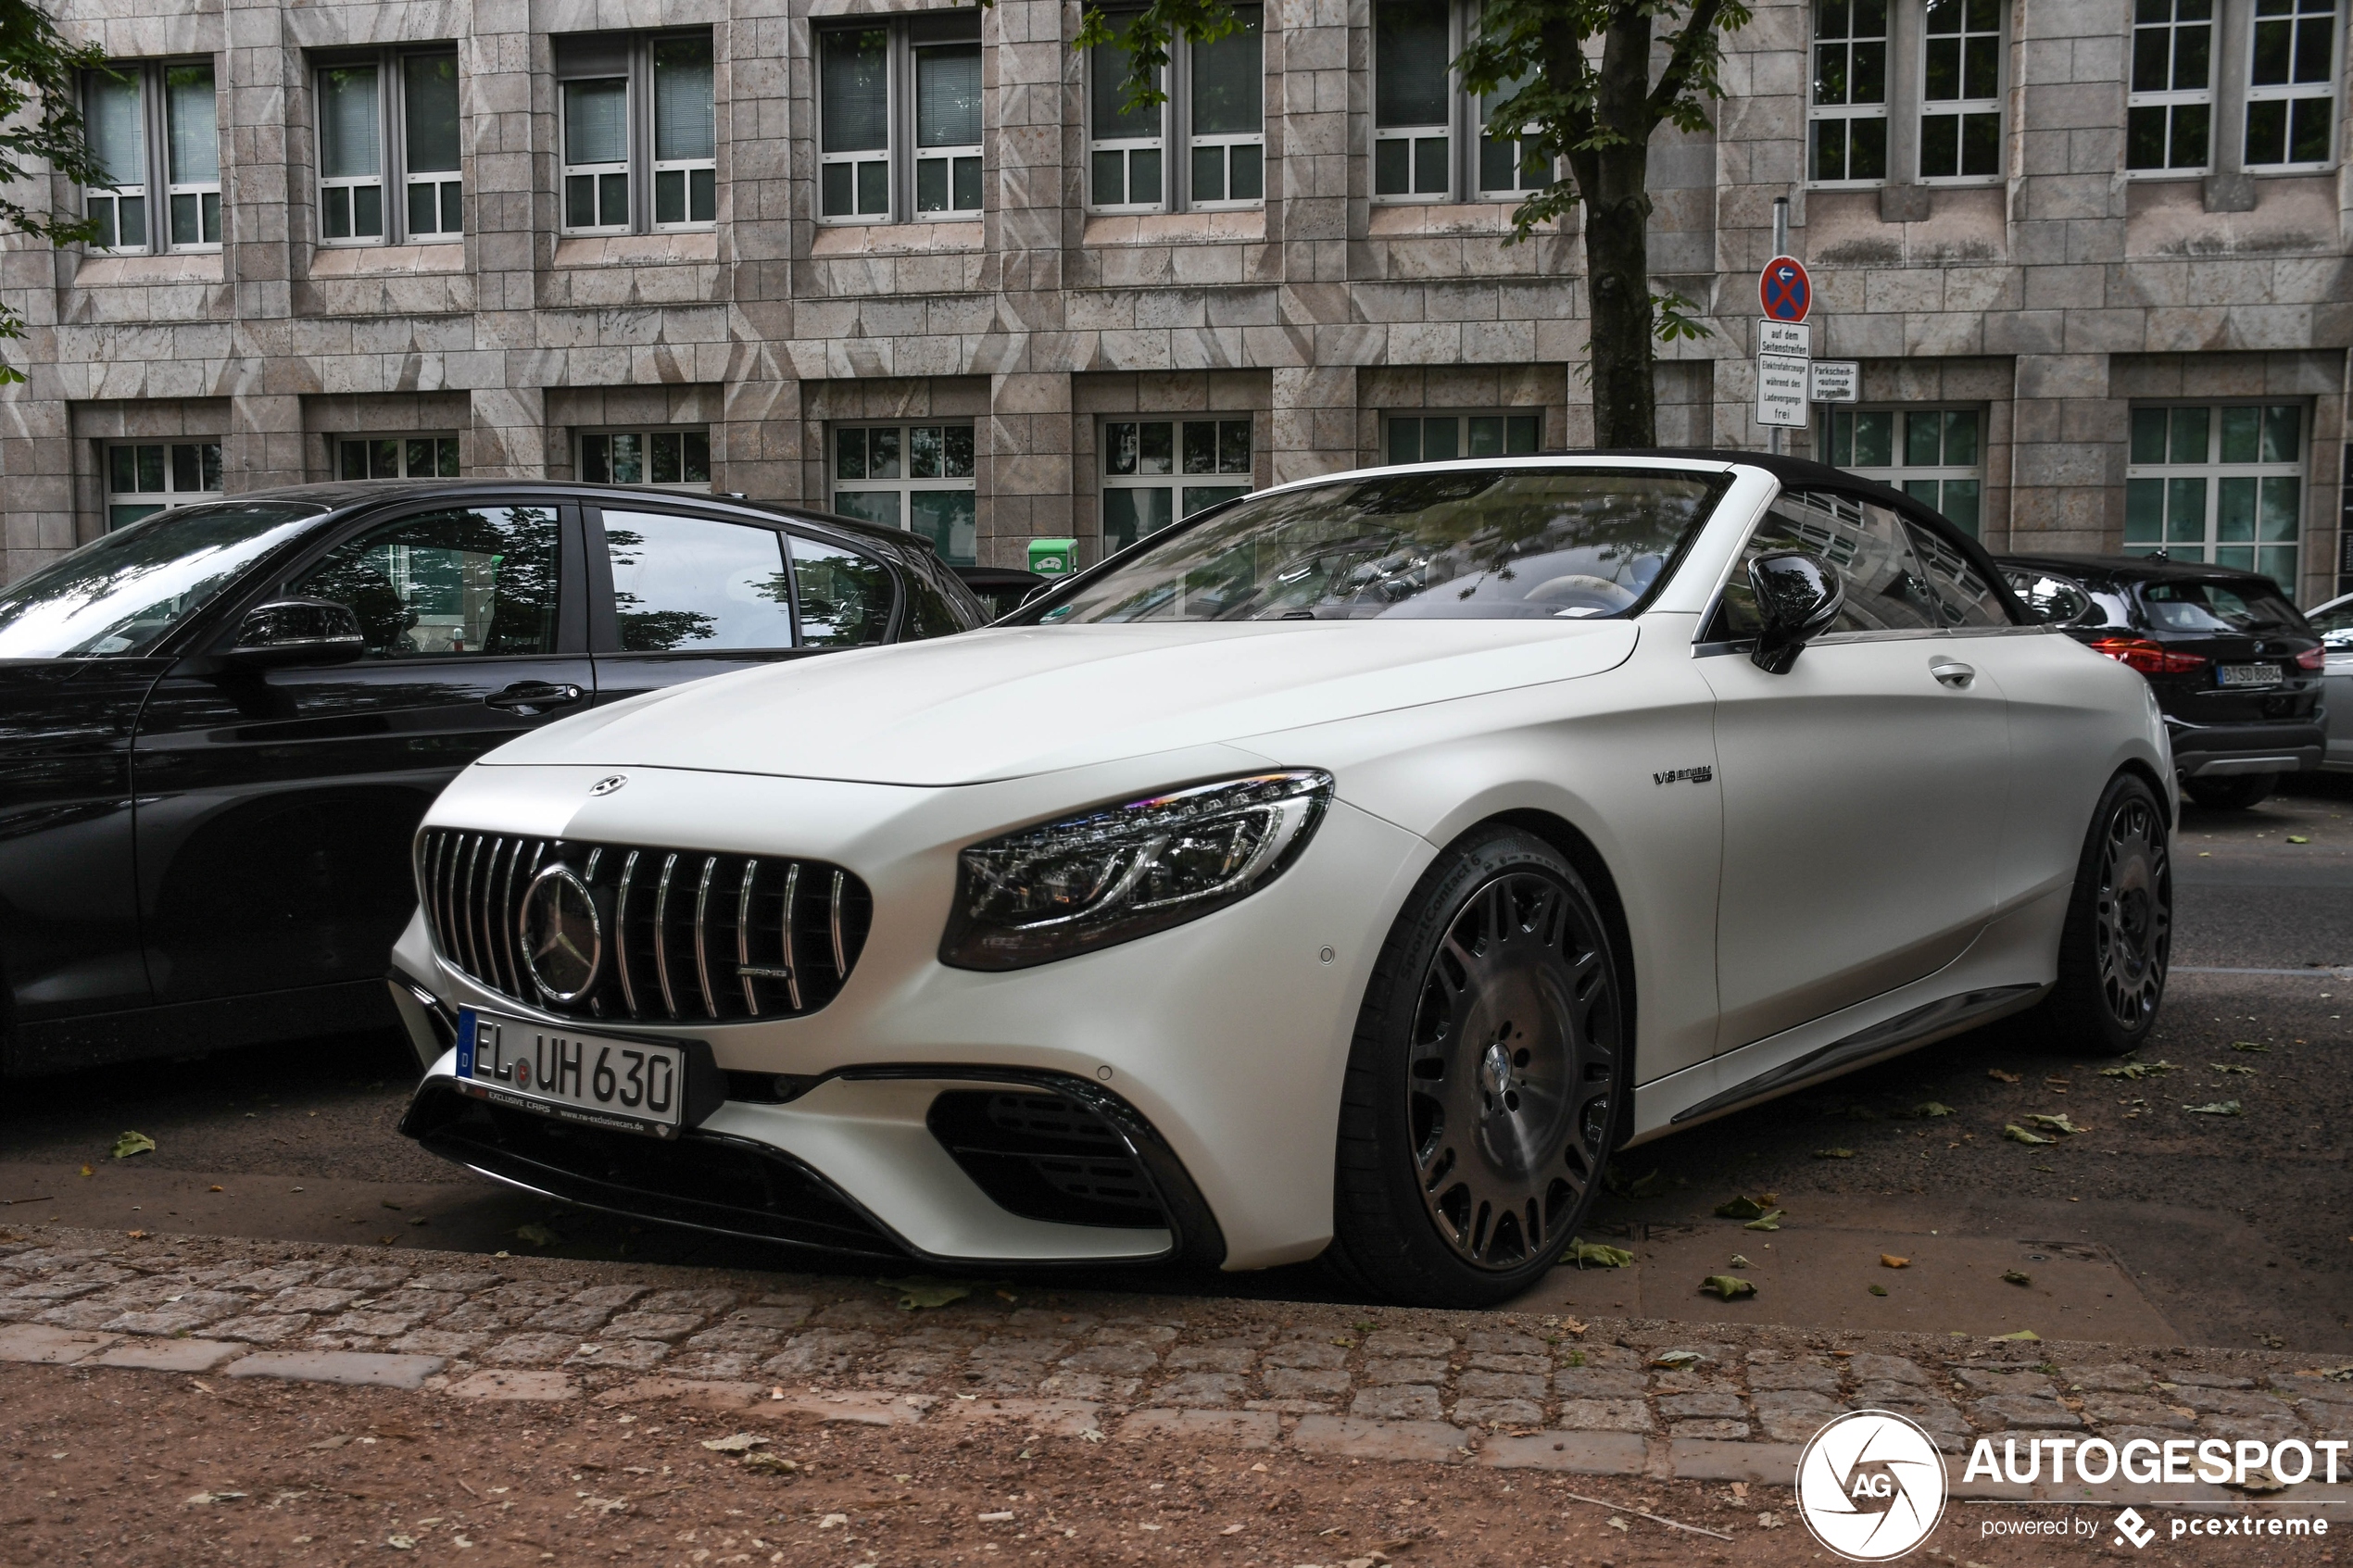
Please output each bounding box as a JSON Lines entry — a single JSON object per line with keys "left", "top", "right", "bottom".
{"left": 1568, "top": 6, "right": 1663, "bottom": 449}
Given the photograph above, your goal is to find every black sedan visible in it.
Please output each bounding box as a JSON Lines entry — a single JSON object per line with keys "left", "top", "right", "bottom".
{"left": 1998, "top": 552, "right": 2325, "bottom": 809}
{"left": 0, "top": 481, "right": 988, "bottom": 1076}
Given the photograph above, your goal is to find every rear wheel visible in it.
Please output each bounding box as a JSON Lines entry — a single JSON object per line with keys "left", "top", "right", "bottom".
{"left": 1327, "top": 828, "right": 1626, "bottom": 1307}
{"left": 2024, "top": 772, "right": 2171, "bottom": 1055}
{"left": 2183, "top": 773, "right": 2277, "bottom": 810}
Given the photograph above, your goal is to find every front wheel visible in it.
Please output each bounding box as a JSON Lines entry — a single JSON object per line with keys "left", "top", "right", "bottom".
{"left": 1327, "top": 828, "right": 1627, "bottom": 1307}
{"left": 2023, "top": 772, "right": 2172, "bottom": 1055}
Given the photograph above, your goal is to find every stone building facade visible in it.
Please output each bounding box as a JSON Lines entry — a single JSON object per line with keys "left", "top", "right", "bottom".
{"left": 2, "top": 0, "right": 2348, "bottom": 604}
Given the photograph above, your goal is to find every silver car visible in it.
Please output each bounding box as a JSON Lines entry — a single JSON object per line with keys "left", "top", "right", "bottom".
{"left": 2309, "top": 592, "right": 2353, "bottom": 771}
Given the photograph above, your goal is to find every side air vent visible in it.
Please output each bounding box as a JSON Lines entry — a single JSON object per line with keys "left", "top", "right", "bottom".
{"left": 926, "top": 1090, "right": 1168, "bottom": 1230}
{"left": 416, "top": 829, "right": 871, "bottom": 1023}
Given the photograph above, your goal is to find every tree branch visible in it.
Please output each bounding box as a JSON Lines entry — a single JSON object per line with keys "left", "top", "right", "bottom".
{"left": 1644, "top": 0, "right": 1735, "bottom": 128}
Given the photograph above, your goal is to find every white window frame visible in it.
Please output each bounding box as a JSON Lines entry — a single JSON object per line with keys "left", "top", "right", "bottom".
{"left": 82, "top": 59, "right": 220, "bottom": 256}
{"left": 1807, "top": 0, "right": 1891, "bottom": 186}
{"left": 649, "top": 34, "right": 718, "bottom": 231}
{"left": 817, "top": 20, "right": 987, "bottom": 225}
{"left": 334, "top": 433, "right": 462, "bottom": 481}
{"left": 912, "top": 33, "right": 985, "bottom": 220}
{"left": 105, "top": 439, "right": 223, "bottom": 530}
{"left": 2124, "top": 401, "right": 2308, "bottom": 590}
{"left": 1371, "top": 1, "right": 1554, "bottom": 206}
{"left": 1917, "top": 0, "right": 2003, "bottom": 182}
{"left": 315, "top": 50, "right": 464, "bottom": 248}
{"left": 2243, "top": 0, "right": 2340, "bottom": 169}
{"left": 1819, "top": 405, "right": 1988, "bottom": 538}
{"left": 1085, "top": 7, "right": 1265, "bottom": 216}
{"left": 818, "top": 25, "right": 897, "bottom": 222}
{"left": 2125, "top": 0, "right": 2215, "bottom": 174}
{"left": 557, "top": 31, "right": 715, "bottom": 238}
{"left": 1099, "top": 416, "right": 1255, "bottom": 553}
{"left": 1382, "top": 408, "right": 1543, "bottom": 464}
{"left": 578, "top": 427, "right": 714, "bottom": 490}
{"left": 829, "top": 421, "right": 981, "bottom": 564}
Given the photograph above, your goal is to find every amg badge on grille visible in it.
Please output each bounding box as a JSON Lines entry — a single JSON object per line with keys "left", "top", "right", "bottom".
{"left": 589, "top": 774, "right": 628, "bottom": 797}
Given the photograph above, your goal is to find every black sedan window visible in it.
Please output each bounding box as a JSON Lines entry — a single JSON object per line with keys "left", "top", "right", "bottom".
{"left": 0, "top": 502, "right": 325, "bottom": 659}
{"left": 2140, "top": 580, "right": 2308, "bottom": 634}
{"left": 291, "top": 507, "right": 562, "bottom": 657}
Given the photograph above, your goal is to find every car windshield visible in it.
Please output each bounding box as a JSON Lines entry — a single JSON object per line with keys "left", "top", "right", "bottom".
{"left": 0, "top": 503, "right": 327, "bottom": 659}
{"left": 2139, "top": 579, "right": 2309, "bottom": 635}
{"left": 1032, "top": 467, "right": 1731, "bottom": 623}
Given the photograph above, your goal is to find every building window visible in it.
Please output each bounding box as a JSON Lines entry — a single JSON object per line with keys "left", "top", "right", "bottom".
{"left": 1385, "top": 410, "right": 1541, "bottom": 464}
{"left": 2244, "top": 0, "right": 2337, "bottom": 167}
{"left": 1101, "top": 418, "right": 1252, "bottom": 551}
{"left": 336, "top": 434, "right": 462, "bottom": 480}
{"left": 1810, "top": 0, "right": 1889, "bottom": 182}
{"left": 82, "top": 60, "right": 220, "bottom": 254}
{"left": 557, "top": 31, "right": 714, "bottom": 236}
{"left": 1375, "top": 0, "right": 1453, "bottom": 199}
{"left": 2126, "top": 0, "right": 2212, "bottom": 172}
{"left": 2126, "top": 403, "right": 2305, "bottom": 588}
{"left": 316, "top": 51, "right": 463, "bottom": 246}
{"left": 106, "top": 440, "right": 222, "bottom": 529}
{"left": 579, "top": 428, "right": 713, "bottom": 490}
{"left": 1478, "top": 70, "right": 1549, "bottom": 197}
{"left": 1919, "top": 0, "right": 2001, "bottom": 179}
{"left": 1821, "top": 407, "right": 1985, "bottom": 536}
{"left": 832, "top": 423, "right": 979, "bottom": 565}
{"left": 819, "top": 19, "right": 984, "bottom": 223}
{"left": 1085, "top": 7, "right": 1263, "bottom": 214}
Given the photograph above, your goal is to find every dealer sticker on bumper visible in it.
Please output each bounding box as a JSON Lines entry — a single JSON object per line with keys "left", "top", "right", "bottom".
{"left": 456, "top": 1008, "right": 689, "bottom": 1137}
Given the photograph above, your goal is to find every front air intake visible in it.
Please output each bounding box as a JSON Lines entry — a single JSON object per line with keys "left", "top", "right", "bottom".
{"left": 416, "top": 829, "right": 870, "bottom": 1023}
{"left": 926, "top": 1089, "right": 1168, "bottom": 1229}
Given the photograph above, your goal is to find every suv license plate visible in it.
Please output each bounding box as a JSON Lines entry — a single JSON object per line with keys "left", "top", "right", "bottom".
{"left": 456, "top": 1008, "right": 687, "bottom": 1135}
{"left": 2219, "top": 663, "right": 2283, "bottom": 687}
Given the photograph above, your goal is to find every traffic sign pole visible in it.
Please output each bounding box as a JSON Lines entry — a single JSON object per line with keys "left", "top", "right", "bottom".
{"left": 1769, "top": 198, "right": 1789, "bottom": 455}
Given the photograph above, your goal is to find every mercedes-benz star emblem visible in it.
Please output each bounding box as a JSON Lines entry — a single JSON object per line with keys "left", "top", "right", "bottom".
{"left": 519, "top": 864, "right": 602, "bottom": 1002}
{"left": 589, "top": 774, "right": 627, "bottom": 797}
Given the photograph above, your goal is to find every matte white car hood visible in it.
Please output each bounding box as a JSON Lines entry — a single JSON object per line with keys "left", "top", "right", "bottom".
{"left": 486, "top": 619, "right": 1642, "bottom": 785}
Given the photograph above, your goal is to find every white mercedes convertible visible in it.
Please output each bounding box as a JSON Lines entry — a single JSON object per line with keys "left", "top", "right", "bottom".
{"left": 392, "top": 453, "right": 2173, "bottom": 1306}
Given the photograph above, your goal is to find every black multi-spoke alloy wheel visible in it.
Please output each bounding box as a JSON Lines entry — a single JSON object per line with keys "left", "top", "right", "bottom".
{"left": 1327, "top": 827, "right": 1626, "bottom": 1307}
{"left": 2025, "top": 772, "right": 2172, "bottom": 1055}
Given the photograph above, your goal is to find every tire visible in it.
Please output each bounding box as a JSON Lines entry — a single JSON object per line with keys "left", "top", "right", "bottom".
{"left": 1327, "top": 827, "right": 1628, "bottom": 1307}
{"left": 2183, "top": 773, "right": 2277, "bottom": 810}
{"left": 2022, "top": 772, "right": 2172, "bottom": 1056}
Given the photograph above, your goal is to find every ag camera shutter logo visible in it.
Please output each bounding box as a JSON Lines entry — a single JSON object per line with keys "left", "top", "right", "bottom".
{"left": 1796, "top": 1411, "right": 1950, "bottom": 1561}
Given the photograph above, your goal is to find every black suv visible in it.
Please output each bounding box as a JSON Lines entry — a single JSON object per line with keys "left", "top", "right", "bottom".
{"left": 1998, "top": 554, "right": 2325, "bottom": 809}
{"left": 0, "top": 481, "right": 987, "bottom": 1076}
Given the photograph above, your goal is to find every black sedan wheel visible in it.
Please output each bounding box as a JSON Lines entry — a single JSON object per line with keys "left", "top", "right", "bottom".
{"left": 1328, "top": 827, "right": 1624, "bottom": 1306}
{"left": 2026, "top": 772, "right": 2171, "bottom": 1054}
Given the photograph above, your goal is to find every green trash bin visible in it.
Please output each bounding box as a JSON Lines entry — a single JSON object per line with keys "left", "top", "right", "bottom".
{"left": 1026, "top": 537, "right": 1078, "bottom": 577}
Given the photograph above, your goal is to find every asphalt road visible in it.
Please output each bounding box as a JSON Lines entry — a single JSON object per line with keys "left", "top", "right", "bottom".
{"left": 5, "top": 777, "right": 2347, "bottom": 1351}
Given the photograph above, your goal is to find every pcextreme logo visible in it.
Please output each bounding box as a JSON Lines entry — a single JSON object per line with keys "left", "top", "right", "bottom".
{"left": 1796, "top": 1411, "right": 1949, "bottom": 1561}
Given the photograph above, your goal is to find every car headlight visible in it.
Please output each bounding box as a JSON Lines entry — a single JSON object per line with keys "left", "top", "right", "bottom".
{"left": 939, "top": 770, "right": 1335, "bottom": 971}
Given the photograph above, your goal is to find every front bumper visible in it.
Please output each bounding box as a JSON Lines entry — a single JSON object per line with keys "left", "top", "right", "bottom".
{"left": 390, "top": 755, "right": 1435, "bottom": 1271}
{"left": 2162, "top": 718, "right": 2323, "bottom": 777}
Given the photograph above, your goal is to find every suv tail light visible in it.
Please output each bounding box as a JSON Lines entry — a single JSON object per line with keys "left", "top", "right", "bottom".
{"left": 2296, "top": 646, "right": 2325, "bottom": 671}
{"left": 2090, "top": 637, "right": 2210, "bottom": 675}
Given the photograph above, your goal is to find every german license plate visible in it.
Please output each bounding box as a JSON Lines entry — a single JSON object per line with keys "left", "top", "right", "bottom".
{"left": 2218, "top": 663, "right": 2283, "bottom": 687}
{"left": 456, "top": 1009, "right": 688, "bottom": 1136}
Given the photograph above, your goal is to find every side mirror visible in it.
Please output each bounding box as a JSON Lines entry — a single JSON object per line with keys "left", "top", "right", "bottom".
{"left": 1748, "top": 552, "right": 1844, "bottom": 674}
{"left": 226, "top": 598, "right": 367, "bottom": 667}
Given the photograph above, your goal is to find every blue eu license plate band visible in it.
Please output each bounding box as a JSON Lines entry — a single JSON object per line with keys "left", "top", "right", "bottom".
{"left": 456, "top": 1008, "right": 478, "bottom": 1079}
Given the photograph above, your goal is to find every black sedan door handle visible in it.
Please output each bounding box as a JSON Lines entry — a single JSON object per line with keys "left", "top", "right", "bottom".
{"left": 484, "top": 681, "right": 587, "bottom": 715}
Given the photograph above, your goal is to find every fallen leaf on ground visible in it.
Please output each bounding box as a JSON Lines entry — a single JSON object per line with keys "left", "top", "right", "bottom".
{"left": 1813, "top": 1148, "right": 1856, "bottom": 1160}
{"left": 2024, "top": 1113, "right": 2089, "bottom": 1135}
{"left": 1757, "top": 1512, "right": 1784, "bottom": 1528}
{"left": 2183, "top": 1100, "right": 2244, "bottom": 1116}
{"left": 1729, "top": 1254, "right": 1754, "bottom": 1268}
{"left": 1868, "top": 1285, "right": 1888, "bottom": 1297}
{"left": 512, "top": 1223, "right": 560, "bottom": 1247}
{"left": 2003, "top": 1124, "right": 2055, "bottom": 1145}
{"left": 741, "top": 1451, "right": 798, "bottom": 1474}
{"left": 110, "top": 1131, "right": 154, "bottom": 1160}
{"left": 1649, "top": 1349, "right": 1705, "bottom": 1368}
{"left": 882, "top": 1277, "right": 973, "bottom": 1311}
{"left": 2208, "top": 1063, "right": 2256, "bottom": 1074}
{"left": 1714, "top": 1196, "right": 1772, "bottom": 1220}
{"left": 1988, "top": 1070, "right": 2020, "bottom": 1084}
{"left": 1565, "top": 1239, "right": 1635, "bottom": 1270}
{"left": 2002, "top": 1270, "right": 2032, "bottom": 1286}
{"left": 700, "top": 1434, "right": 768, "bottom": 1452}
{"left": 1994, "top": 1329, "right": 2042, "bottom": 1341}
{"left": 1699, "top": 1275, "right": 1755, "bottom": 1300}
{"left": 208, "top": 1185, "right": 223, "bottom": 1192}
{"left": 2285, "top": 836, "right": 2309, "bottom": 845}
{"left": 183, "top": 1492, "right": 247, "bottom": 1506}
{"left": 2101, "top": 1060, "right": 2180, "bottom": 1080}
{"left": 1743, "top": 1210, "right": 1786, "bottom": 1231}
{"left": 2232, "top": 1041, "right": 2269, "bottom": 1053}
{"left": 1911, "top": 1102, "right": 1955, "bottom": 1118}
{"left": 1607, "top": 1517, "right": 1629, "bottom": 1532}
{"left": 1881, "top": 1255, "right": 1910, "bottom": 1268}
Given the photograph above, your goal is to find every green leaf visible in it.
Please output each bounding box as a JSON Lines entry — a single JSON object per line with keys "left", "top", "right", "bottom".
{"left": 1994, "top": 1329, "right": 2042, "bottom": 1342}
{"left": 1566, "top": 1238, "right": 1635, "bottom": 1270}
{"left": 2100, "top": 1060, "right": 2181, "bottom": 1080}
{"left": 1868, "top": 1284, "right": 1888, "bottom": 1297}
{"left": 1649, "top": 1349, "right": 1705, "bottom": 1368}
{"left": 2003, "top": 1269, "right": 2032, "bottom": 1286}
{"left": 881, "top": 1276, "right": 973, "bottom": 1311}
{"left": 2024, "top": 1113, "right": 2088, "bottom": 1135}
{"left": 2183, "top": 1100, "right": 2244, "bottom": 1116}
{"left": 1713, "top": 1196, "right": 1771, "bottom": 1220}
{"left": 700, "top": 1433, "right": 768, "bottom": 1452}
{"left": 1911, "top": 1102, "right": 1956, "bottom": 1118}
{"left": 109, "top": 1131, "right": 154, "bottom": 1160}
{"left": 2231, "top": 1041, "right": 2269, "bottom": 1053}
{"left": 512, "top": 1223, "right": 560, "bottom": 1247}
{"left": 2208, "top": 1064, "right": 2257, "bottom": 1075}
{"left": 2003, "top": 1124, "right": 2055, "bottom": 1146}
{"left": 1699, "top": 1275, "right": 1755, "bottom": 1300}
{"left": 1813, "top": 1148, "right": 1856, "bottom": 1160}
{"left": 1742, "top": 1210, "right": 1785, "bottom": 1231}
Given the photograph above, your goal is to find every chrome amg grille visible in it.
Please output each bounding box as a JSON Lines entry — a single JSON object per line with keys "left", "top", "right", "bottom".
{"left": 416, "top": 829, "right": 871, "bottom": 1023}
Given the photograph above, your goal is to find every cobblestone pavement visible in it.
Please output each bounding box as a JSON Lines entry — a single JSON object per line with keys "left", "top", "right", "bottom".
{"left": 6, "top": 1227, "right": 2352, "bottom": 1509}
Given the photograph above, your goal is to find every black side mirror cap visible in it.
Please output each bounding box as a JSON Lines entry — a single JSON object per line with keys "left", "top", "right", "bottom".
{"left": 1748, "top": 551, "right": 1844, "bottom": 674}
{"left": 225, "top": 598, "right": 368, "bottom": 668}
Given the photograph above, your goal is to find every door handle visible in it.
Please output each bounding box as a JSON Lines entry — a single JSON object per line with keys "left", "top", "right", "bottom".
{"left": 1929, "top": 659, "right": 1976, "bottom": 689}
{"left": 485, "top": 681, "right": 587, "bottom": 715}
